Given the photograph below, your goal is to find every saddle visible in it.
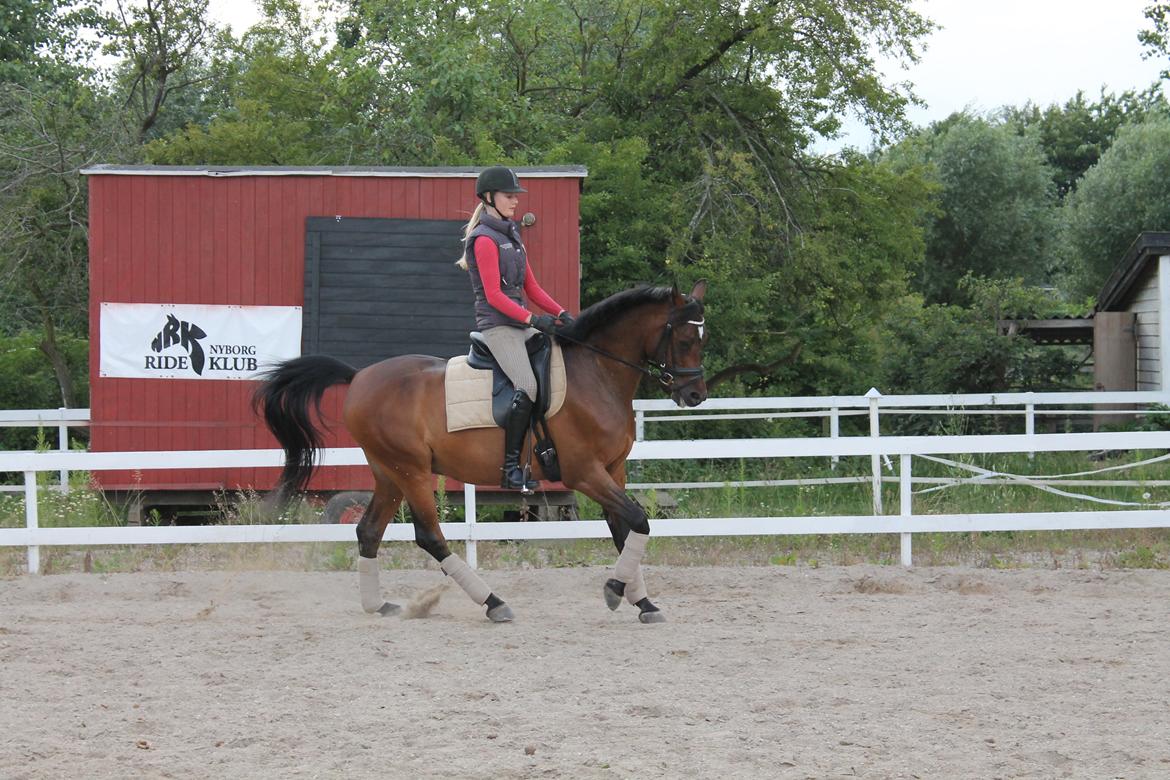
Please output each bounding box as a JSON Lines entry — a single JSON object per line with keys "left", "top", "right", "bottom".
{"left": 466, "top": 331, "right": 556, "bottom": 426}
{"left": 444, "top": 332, "right": 566, "bottom": 481}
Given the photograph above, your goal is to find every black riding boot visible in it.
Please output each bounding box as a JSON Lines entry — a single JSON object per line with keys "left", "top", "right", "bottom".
{"left": 501, "top": 390, "right": 538, "bottom": 492}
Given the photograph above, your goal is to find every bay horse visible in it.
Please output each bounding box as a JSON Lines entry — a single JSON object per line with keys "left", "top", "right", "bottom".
{"left": 254, "top": 281, "right": 708, "bottom": 623}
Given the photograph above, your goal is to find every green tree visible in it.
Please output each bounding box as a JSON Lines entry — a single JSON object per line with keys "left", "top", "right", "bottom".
{"left": 145, "top": 0, "right": 383, "bottom": 164}
{"left": 100, "top": 0, "right": 224, "bottom": 142}
{"left": 0, "top": 333, "right": 88, "bottom": 448}
{"left": 0, "top": 0, "right": 126, "bottom": 408}
{"left": 1003, "top": 87, "right": 1167, "bottom": 198}
{"left": 0, "top": 80, "right": 130, "bottom": 407}
{"left": 884, "top": 114, "right": 1059, "bottom": 304}
{"left": 1141, "top": 2, "right": 1170, "bottom": 78}
{"left": 148, "top": 0, "right": 937, "bottom": 395}
{"left": 1064, "top": 114, "right": 1170, "bottom": 298}
{"left": 1, "top": 0, "right": 102, "bottom": 82}
{"left": 874, "top": 277, "right": 1087, "bottom": 431}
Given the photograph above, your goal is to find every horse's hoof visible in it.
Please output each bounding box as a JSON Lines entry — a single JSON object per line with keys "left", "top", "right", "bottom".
{"left": 638, "top": 609, "right": 666, "bottom": 624}
{"left": 603, "top": 579, "right": 625, "bottom": 611}
{"left": 377, "top": 602, "right": 401, "bottom": 617}
{"left": 486, "top": 602, "right": 514, "bottom": 623}
{"left": 636, "top": 597, "right": 664, "bottom": 624}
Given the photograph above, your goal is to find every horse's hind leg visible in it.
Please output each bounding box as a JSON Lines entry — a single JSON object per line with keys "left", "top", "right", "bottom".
{"left": 355, "top": 472, "right": 404, "bottom": 616}
{"left": 400, "top": 476, "right": 514, "bottom": 623}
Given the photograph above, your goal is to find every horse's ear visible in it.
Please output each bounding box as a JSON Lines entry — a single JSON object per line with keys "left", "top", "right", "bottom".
{"left": 689, "top": 279, "right": 707, "bottom": 303}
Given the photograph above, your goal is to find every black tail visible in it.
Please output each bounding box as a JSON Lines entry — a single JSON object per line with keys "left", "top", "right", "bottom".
{"left": 252, "top": 355, "right": 358, "bottom": 500}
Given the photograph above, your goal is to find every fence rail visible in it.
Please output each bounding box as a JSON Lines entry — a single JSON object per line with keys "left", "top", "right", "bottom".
{"left": 4, "top": 426, "right": 1170, "bottom": 575}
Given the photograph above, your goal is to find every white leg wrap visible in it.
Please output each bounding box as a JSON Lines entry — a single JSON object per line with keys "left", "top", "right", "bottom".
{"left": 358, "top": 556, "right": 383, "bottom": 614}
{"left": 625, "top": 565, "right": 648, "bottom": 605}
{"left": 441, "top": 553, "right": 492, "bottom": 606}
{"left": 614, "top": 531, "right": 649, "bottom": 585}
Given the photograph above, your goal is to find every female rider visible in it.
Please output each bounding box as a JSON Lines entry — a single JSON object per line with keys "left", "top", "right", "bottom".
{"left": 457, "top": 166, "right": 573, "bottom": 491}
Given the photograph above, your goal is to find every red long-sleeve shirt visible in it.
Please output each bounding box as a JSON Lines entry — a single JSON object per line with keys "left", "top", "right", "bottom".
{"left": 473, "top": 235, "right": 565, "bottom": 323}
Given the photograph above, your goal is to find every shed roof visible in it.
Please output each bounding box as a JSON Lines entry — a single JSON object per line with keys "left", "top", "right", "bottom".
{"left": 996, "top": 316, "right": 1094, "bottom": 345}
{"left": 1096, "top": 231, "right": 1170, "bottom": 312}
{"left": 80, "top": 164, "right": 588, "bottom": 178}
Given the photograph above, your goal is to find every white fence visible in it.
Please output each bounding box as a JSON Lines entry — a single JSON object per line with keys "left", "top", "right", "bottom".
{"left": 0, "top": 408, "right": 89, "bottom": 492}
{"left": 2, "top": 392, "right": 1170, "bottom": 575}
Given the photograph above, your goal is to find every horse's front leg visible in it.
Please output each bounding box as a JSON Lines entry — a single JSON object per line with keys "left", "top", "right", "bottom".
{"left": 579, "top": 464, "right": 664, "bottom": 624}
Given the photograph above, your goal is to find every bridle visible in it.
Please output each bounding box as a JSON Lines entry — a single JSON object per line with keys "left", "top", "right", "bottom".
{"left": 554, "top": 302, "right": 706, "bottom": 394}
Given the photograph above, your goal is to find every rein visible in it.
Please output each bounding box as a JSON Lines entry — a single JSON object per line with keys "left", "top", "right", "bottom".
{"left": 554, "top": 305, "right": 705, "bottom": 392}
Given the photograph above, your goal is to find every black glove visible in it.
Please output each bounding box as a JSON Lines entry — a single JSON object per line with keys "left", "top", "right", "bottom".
{"left": 556, "top": 310, "right": 575, "bottom": 327}
{"left": 530, "top": 314, "right": 559, "bottom": 334}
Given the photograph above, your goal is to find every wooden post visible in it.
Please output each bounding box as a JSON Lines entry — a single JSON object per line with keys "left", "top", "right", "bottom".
{"left": 1092, "top": 312, "right": 1136, "bottom": 429}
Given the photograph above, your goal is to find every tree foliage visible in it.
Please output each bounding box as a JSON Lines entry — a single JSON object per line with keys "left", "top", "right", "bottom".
{"left": 1003, "top": 87, "right": 1167, "bottom": 198}
{"left": 4, "top": 0, "right": 1151, "bottom": 411}
{"left": 1064, "top": 114, "right": 1170, "bottom": 298}
{"left": 874, "top": 277, "right": 1088, "bottom": 433}
{"left": 884, "top": 114, "right": 1059, "bottom": 304}
{"left": 148, "top": 0, "right": 935, "bottom": 392}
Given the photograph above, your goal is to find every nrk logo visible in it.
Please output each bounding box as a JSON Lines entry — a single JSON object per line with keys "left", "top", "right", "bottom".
{"left": 146, "top": 314, "right": 260, "bottom": 376}
{"left": 150, "top": 314, "right": 207, "bottom": 374}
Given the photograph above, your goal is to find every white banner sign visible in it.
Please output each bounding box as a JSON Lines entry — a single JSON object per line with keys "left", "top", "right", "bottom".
{"left": 100, "top": 303, "right": 302, "bottom": 380}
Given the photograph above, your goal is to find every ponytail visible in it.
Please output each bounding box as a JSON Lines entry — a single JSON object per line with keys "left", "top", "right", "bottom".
{"left": 454, "top": 201, "right": 486, "bottom": 270}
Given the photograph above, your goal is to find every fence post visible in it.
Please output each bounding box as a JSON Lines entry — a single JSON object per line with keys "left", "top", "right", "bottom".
{"left": 25, "top": 470, "right": 39, "bottom": 575}
{"left": 867, "top": 388, "right": 883, "bottom": 514}
{"left": 899, "top": 454, "right": 913, "bottom": 567}
{"left": 829, "top": 405, "right": 840, "bottom": 469}
{"left": 635, "top": 409, "right": 645, "bottom": 442}
{"left": 1025, "top": 396, "right": 1036, "bottom": 461}
{"left": 58, "top": 408, "right": 69, "bottom": 492}
{"left": 463, "top": 483, "right": 478, "bottom": 569}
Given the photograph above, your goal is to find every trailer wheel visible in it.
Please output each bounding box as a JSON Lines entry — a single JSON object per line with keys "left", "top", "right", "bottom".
{"left": 322, "top": 491, "right": 373, "bottom": 524}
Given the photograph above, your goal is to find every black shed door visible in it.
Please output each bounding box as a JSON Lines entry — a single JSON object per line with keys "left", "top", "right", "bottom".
{"left": 303, "top": 216, "right": 475, "bottom": 367}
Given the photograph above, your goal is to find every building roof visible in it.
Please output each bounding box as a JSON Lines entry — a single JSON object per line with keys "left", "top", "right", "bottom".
{"left": 80, "top": 164, "right": 588, "bottom": 178}
{"left": 996, "top": 316, "right": 1094, "bottom": 345}
{"left": 1096, "top": 231, "right": 1170, "bottom": 312}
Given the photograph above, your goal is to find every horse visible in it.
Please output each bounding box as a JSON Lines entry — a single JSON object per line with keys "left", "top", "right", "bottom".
{"left": 254, "top": 281, "right": 708, "bottom": 623}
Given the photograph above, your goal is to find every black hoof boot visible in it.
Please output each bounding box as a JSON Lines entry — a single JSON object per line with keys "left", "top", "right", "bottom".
{"left": 501, "top": 391, "right": 538, "bottom": 493}
{"left": 604, "top": 578, "right": 625, "bottom": 610}
{"left": 636, "top": 597, "right": 665, "bottom": 624}
{"left": 485, "top": 593, "right": 514, "bottom": 622}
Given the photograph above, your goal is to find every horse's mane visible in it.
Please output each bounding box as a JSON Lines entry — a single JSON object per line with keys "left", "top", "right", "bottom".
{"left": 557, "top": 285, "right": 676, "bottom": 343}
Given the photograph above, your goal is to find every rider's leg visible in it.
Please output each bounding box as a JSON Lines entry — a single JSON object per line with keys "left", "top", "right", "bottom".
{"left": 481, "top": 326, "right": 539, "bottom": 491}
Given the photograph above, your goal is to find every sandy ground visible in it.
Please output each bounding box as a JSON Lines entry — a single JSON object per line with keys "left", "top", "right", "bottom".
{"left": 2, "top": 563, "right": 1170, "bottom": 779}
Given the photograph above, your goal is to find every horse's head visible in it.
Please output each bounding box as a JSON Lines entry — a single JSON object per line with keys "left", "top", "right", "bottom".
{"left": 655, "top": 280, "right": 708, "bottom": 408}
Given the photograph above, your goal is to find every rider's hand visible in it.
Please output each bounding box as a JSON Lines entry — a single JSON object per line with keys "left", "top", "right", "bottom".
{"left": 555, "top": 310, "right": 575, "bottom": 327}
{"left": 530, "top": 314, "right": 559, "bottom": 334}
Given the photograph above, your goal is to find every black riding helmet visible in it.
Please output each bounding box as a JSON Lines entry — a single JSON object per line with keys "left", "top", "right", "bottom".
{"left": 476, "top": 166, "right": 527, "bottom": 200}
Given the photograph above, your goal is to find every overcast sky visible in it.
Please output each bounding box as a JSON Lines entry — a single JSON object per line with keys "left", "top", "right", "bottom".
{"left": 206, "top": 0, "right": 1167, "bottom": 151}
{"left": 827, "top": 0, "right": 1168, "bottom": 151}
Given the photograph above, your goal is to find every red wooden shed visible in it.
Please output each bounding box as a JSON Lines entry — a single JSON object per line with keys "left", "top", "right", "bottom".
{"left": 83, "top": 165, "right": 586, "bottom": 506}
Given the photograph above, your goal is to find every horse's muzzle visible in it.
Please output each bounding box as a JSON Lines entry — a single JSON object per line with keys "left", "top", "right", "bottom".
{"left": 671, "top": 378, "right": 708, "bottom": 409}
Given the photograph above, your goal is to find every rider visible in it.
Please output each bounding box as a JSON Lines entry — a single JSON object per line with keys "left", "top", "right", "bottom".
{"left": 458, "top": 165, "right": 573, "bottom": 491}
